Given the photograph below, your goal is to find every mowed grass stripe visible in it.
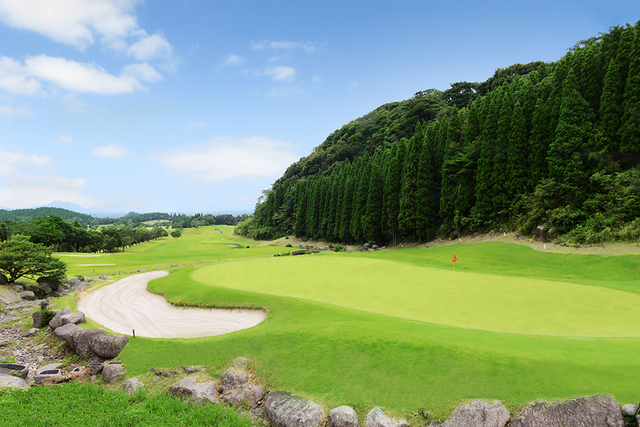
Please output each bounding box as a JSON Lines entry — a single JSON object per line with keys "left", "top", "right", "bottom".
{"left": 192, "top": 255, "right": 640, "bottom": 337}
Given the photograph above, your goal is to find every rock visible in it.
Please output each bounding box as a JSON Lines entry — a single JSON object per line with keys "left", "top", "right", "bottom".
{"left": 224, "top": 382, "right": 265, "bottom": 407}
{"left": 151, "top": 367, "right": 180, "bottom": 377}
{"left": 0, "top": 273, "right": 7, "bottom": 286}
{"left": 184, "top": 365, "right": 205, "bottom": 374}
{"left": 76, "top": 275, "right": 85, "bottom": 282}
{"left": 88, "top": 355, "right": 106, "bottom": 365}
{"left": 365, "top": 407, "right": 409, "bottom": 427}
{"left": 232, "top": 357, "right": 249, "bottom": 369}
{"left": 168, "top": 376, "right": 219, "bottom": 404}
{"left": 48, "top": 307, "right": 70, "bottom": 329}
{"left": 40, "top": 367, "right": 91, "bottom": 385}
{"left": 67, "top": 278, "right": 81, "bottom": 289}
{"left": 23, "top": 328, "right": 38, "bottom": 337}
{"left": 442, "top": 400, "right": 510, "bottom": 427}
{"left": 37, "top": 276, "right": 61, "bottom": 291}
{"left": 73, "top": 329, "right": 105, "bottom": 357}
{"left": 221, "top": 367, "right": 250, "bottom": 389}
{"left": 11, "top": 285, "right": 23, "bottom": 293}
{"left": 328, "top": 406, "right": 360, "bottom": 427}
{"left": 32, "top": 311, "right": 43, "bottom": 328}
{"left": 510, "top": 394, "right": 624, "bottom": 427}
{"left": 622, "top": 404, "right": 638, "bottom": 417}
{"left": 0, "top": 290, "right": 20, "bottom": 304}
{"left": 264, "top": 391, "right": 324, "bottom": 427}
{"left": 60, "top": 312, "right": 86, "bottom": 326}
{"left": 54, "top": 323, "right": 83, "bottom": 349}
{"left": 19, "top": 291, "right": 35, "bottom": 301}
{"left": 88, "top": 364, "right": 104, "bottom": 374}
{"left": 123, "top": 377, "right": 145, "bottom": 395}
{"left": 0, "top": 363, "right": 28, "bottom": 379}
{"left": 102, "top": 362, "right": 126, "bottom": 383}
{"left": 90, "top": 334, "right": 129, "bottom": 358}
{"left": 39, "top": 283, "right": 52, "bottom": 295}
{"left": 34, "top": 369, "right": 62, "bottom": 384}
{"left": 0, "top": 375, "right": 29, "bottom": 390}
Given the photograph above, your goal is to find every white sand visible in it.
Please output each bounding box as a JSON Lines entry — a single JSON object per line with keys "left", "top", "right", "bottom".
{"left": 78, "top": 271, "right": 266, "bottom": 338}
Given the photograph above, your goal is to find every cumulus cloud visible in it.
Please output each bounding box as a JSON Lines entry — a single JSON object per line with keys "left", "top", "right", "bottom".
{"left": 221, "top": 54, "right": 246, "bottom": 66}
{"left": 0, "top": 57, "right": 43, "bottom": 95}
{"left": 0, "top": 148, "right": 50, "bottom": 177}
{"left": 259, "top": 66, "right": 297, "bottom": 82}
{"left": 123, "top": 62, "right": 162, "bottom": 82}
{"left": 0, "top": 0, "right": 140, "bottom": 51}
{"left": 151, "top": 136, "right": 299, "bottom": 182}
{"left": 92, "top": 144, "right": 131, "bottom": 159}
{"left": 0, "top": 104, "right": 31, "bottom": 116}
{"left": 127, "top": 33, "right": 173, "bottom": 61}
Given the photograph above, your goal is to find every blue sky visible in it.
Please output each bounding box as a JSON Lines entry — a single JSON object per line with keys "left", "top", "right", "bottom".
{"left": 0, "top": 0, "right": 638, "bottom": 215}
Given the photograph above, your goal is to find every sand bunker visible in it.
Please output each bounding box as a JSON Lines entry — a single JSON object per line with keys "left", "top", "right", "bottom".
{"left": 78, "top": 271, "right": 266, "bottom": 338}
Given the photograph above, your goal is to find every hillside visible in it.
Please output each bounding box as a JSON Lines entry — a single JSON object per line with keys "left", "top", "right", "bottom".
{"left": 241, "top": 22, "right": 640, "bottom": 245}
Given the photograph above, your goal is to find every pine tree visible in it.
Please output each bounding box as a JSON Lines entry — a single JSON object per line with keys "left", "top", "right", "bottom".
{"left": 398, "top": 129, "right": 423, "bottom": 240}
{"left": 294, "top": 180, "right": 307, "bottom": 238}
{"left": 507, "top": 101, "right": 529, "bottom": 198}
{"left": 619, "top": 21, "right": 640, "bottom": 154}
{"left": 439, "top": 108, "right": 462, "bottom": 232}
{"left": 385, "top": 141, "right": 405, "bottom": 246}
{"left": 364, "top": 164, "right": 384, "bottom": 244}
{"left": 599, "top": 58, "right": 624, "bottom": 150}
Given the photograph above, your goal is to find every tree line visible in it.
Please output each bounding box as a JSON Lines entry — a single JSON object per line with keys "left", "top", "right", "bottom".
{"left": 240, "top": 22, "right": 640, "bottom": 245}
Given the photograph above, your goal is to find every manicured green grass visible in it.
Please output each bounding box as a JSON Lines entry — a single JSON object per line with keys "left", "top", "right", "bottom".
{"left": 0, "top": 382, "right": 252, "bottom": 427}
{"left": 192, "top": 254, "right": 640, "bottom": 336}
{"left": 62, "top": 234, "right": 640, "bottom": 420}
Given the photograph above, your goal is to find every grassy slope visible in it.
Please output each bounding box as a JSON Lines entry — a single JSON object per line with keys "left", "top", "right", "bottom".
{"left": 55, "top": 230, "right": 640, "bottom": 420}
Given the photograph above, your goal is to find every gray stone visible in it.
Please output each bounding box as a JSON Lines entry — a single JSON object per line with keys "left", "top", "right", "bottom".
{"left": 54, "top": 323, "right": 83, "bottom": 349}
{"left": 90, "top": 334, "right": 129, "bottom": 358}
{"left": 365, "top": 407, "right": 409, "bottom": 427}
{"left": 122, "top": 377, "right": 145, "bottom": 395}
{"left": 232, "top": 357, "right": 249, "bottom": 369}
{"left": 510, "top": 394, "right": 624, "bottom": 427}
{"left": 328, "top": 406, "right": 360, "bottom": 427}
{"left": 264, "top": 391, "right": 324, "bottom": 427}
{"left": 37, "top": 363, "right": 62, "bottom": 373}
{"left": 37, "top": 276, "right": 61, "bottom": 291}
{"left": 0, "top": 290, "right": 20, "bottom": 304}
{"left": 151, "top": 367, "right": 180, "bottom": 377}
{"left": 442, "top": 400, "right": 510, "bottom": 427}
{"left": 19, "top": 291, "right": 35, "bottom": 301}
{"left": 39, "top": 283, "right": 52, "bottom": 295}
{"left": 224, "top": 382, "right": 265, "bottom": 407}
{"left": 622, "top": 404, "right": 638, "bottom": 417}
{"left": 67, "top": 278, "right": 81, "bottom": 288}
{"left": 32, "top": 311, "right": 43, "bottom": 328}
{"left": 168, "top": 376, "right": 219, "bottom": 404}
{"left": 11, "top": 285, "right": 23, "bottom": 293}
{"left": 74, "top": 329, "right": 105, "bottom": 357}
{"left": 34, "top": 369, "right": 62, "bottom": 384}
{"left": 71, "top": 281, "right": 87, "bottom": 292}
{"left": 221, "top": 367, "right": 250, "bottom": 389}
{"left": 88, "top": 364, "right": 104, "bottom": 374}
{"left": 0, "top": 363, "right": 28, "bottom": 379}
{"left": 60, "top": 312, "right": 86, "bottom": 326}
{"left": 0, "top": 375, "right": 29, "bottom": 390}
{"left": 184, "top": 365, "right": 205, "bottom": 374}
{"left": 102, "top": 363, "right": 126, "bottom": 383}
{"left": 48, "top": 307, "right": 70, "bottom": 329}
{"left": 76, "top": 275, "right": 85, "bottom": 282}
{"left": 23, "top": 328, "right": 38, "bottom": 337}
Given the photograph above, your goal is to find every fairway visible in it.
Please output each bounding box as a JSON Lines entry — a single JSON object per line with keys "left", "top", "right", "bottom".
{"left": 192, "top": 254, "right": 640, "bottom": 337}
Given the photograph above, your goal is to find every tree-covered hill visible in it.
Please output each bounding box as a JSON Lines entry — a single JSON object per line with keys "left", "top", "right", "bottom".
{"left": 240, "top": 22, "right": 640, "bottom": 245}
{"left": 0, "top": 207, "right": 94, "bottom": 225}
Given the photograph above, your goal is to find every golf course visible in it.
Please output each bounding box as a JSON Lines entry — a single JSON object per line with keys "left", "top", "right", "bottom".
{"left": 60, "top": 225, "right": 640, "bottom": 420}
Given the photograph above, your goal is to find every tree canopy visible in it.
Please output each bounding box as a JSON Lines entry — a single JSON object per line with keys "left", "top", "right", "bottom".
{"left": 0, "top": 234, "right": 67, "bottom": 283}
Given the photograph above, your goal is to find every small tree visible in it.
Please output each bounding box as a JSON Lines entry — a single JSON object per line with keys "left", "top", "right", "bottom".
{"left": 0, "top": 234, "right": 67, "bottom": 283}
{"left": 170, "top": 228, "right": 182, "bottom": 239}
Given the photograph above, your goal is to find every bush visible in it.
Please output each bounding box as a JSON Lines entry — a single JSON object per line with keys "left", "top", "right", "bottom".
{"left": 285, "top": 244, "right": 292, "bottom": 248}
{"left": 40, "top": 309, "right": 56, "bottom": 327}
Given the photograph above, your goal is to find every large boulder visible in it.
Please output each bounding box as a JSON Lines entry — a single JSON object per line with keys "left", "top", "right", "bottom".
{"left": 264, "top": 391, "right": 324, "bottom": 427}
{"left": 122, "top": 377, "right": 145, "bottom": 395}
{"left": 37, "top": 276, "right": 62, "bottom": 291}
{"left": 0, "top": 375, "right": 29, "bottom": 390}
{"left": 365, "top": 407, "right": 409, "bottom": 427}
{"left": 74, "top": 329, "right": 105, "bottom": 357}
{"left": 60, "top": 312, "right": 86, "bottom": 326}
{"left": 90, "top": 334, "right": 129, "bottom": 358}
{"left": 48, "top": 307, "right": 70, "bottom": 329}
{"left": 54, "top": 323, "right": 83, "bottom": 349}
{"left": 221, "top": 367, "right": 251, "bottom": 389}
{"left": 11, "top": 284, "right": 23, "bottom": 293}
{"left": 19, "top": 291, "right": 35, "bottom": 301}
{"left": 509, "top": 394, "right": 624, "bottom": 427}
{"left": 328, "top": 406, "right": 360, "bottom": 427}
{"left": 442, "top": 400, "right": 510, "bottom": 427}
{"left": 224, "top": 382, "right": 265, "bottom": 407}
{"left": 0, "top": 290, "right": 20, "bottom": 304}
{"left": 32, "top": 311, "right": 43, "bottom": 328}
{"left": 102, "top": 363, "right": 126, "bottom": 383}
{"left": 168, "top": 376, "right": 219, "bottom": 404}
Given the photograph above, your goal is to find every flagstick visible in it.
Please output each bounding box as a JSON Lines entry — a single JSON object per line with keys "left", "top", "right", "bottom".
{"left": 453, "top": 261, "right": 456, "bottom": 294}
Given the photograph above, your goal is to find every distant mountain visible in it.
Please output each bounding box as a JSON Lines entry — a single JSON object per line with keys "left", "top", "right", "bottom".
{"left": 44, "top": 201, "right": 129, "bottom": 218}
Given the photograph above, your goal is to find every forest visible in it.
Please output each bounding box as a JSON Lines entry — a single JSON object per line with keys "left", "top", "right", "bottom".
{"left": 239, "top": 22, "right": 640, "bottom": 246}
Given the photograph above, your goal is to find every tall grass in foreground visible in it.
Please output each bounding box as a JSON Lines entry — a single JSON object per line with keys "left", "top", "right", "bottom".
{"left": 0, "top": 383, "right": 252, "bottom": 427}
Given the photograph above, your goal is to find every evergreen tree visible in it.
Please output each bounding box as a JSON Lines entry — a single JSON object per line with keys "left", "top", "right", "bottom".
{"left": 619, "top": 21, "right": 640, "bottom": 154}
{"left": 599, "top": 58, "right": 624, "bottom": 150}
{"left": 364, "top": 164, "right": 384, "bottom": 244}
{"left": 507, "top": 101, "right": 529, "bottom": 199}
{"left": 384, "top": 141, "right": 405, "bottom": 246}
{"left": 294, "top": 180, "right": 307, "bottom": 238}
{"left": 398, "top": 128, "right": 423, "bottom": 240}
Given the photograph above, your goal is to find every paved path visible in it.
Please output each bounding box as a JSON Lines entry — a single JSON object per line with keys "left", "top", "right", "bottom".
{"left": 78, "top": 271, "right": 266, "bottom": 338}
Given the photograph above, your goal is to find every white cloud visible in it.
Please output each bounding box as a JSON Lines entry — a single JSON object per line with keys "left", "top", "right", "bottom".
{"left": 0, "top": 56, "right": 43, "bottom": 95}
{"left": 0, "top": 175, "right": 99, "bottom": 209}
{"left": 0, "top": 104, "right": 31, "bottom": 116}
{"left": 56, "top": 135, "right": 74, "bottom": 144}
{"left": 25, "top": 55, "right": 142, "bottom": 95}
{"left": 123, "top": 62, "right": 162, "bottom": 82}
{"left": 252, "top": 40, "right": 316, "bottom": 52}
{"left": 221, "top": 54, "right": 246, "bottom": 66}
{"left": 259, "top": 66, "right": 297, "bottom": 82}
{"left": 151, "top": 136, "right": 299, "bottom": 182}
{"left": 0, "top": 0, "right": 140, "bottom": 51}
{"left": 0, "top": 148, "right": 50, "bottom": 177}
{"left": 127, "top": 33, "right": 173, "bottom": 61}
{"left": 92, "top": 144, "right": 131, "bottom": 159}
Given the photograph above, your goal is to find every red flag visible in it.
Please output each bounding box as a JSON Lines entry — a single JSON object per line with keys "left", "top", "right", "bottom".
{"left": 452, "top": 254, "right": 457, "bottom": 263}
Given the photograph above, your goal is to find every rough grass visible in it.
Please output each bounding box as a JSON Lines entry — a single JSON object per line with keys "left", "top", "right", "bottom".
{"left": 0, "top": 382, "right": 252, "bottom": 427}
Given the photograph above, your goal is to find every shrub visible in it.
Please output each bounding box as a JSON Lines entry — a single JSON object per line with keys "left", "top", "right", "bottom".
{"left": 40, "top": 309, "right": 56, "bottom": 327}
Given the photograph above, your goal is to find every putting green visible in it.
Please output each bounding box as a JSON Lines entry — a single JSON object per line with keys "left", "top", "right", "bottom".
{"left": 192, "top": 254, "right": 640, "bottom": 337}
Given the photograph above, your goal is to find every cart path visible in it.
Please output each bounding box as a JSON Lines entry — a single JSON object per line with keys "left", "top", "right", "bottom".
{"left": 78, "top": 271, "right": 266, "bottom": 338}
